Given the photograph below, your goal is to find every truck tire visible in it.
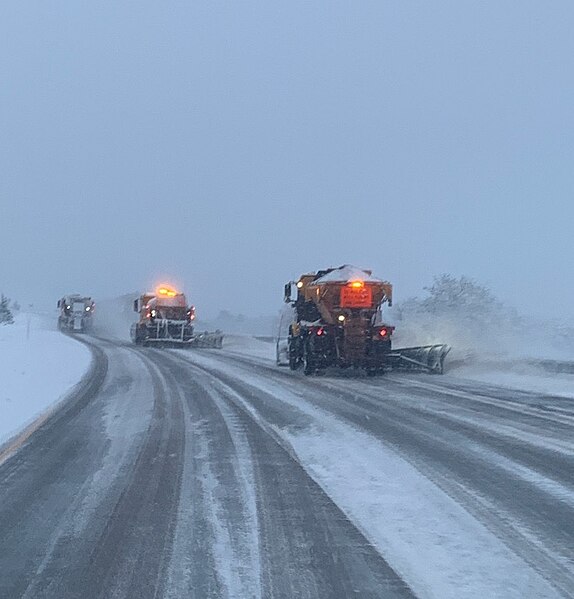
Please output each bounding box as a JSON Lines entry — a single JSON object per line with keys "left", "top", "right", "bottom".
{"left": 133, "top": 324, "right": 147, "bottom": 346}
{"left": 303, "top": 342, "right": 315, "bottom": 376}
{"left": 288, "top": 338, "right": 301, "bottom": 370}
{"left": 303, "top": 357, "right": 315, "bottom": 375}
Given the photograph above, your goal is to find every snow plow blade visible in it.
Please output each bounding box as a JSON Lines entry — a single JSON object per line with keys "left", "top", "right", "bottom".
{"left": 388, "top": 344, "right": 451, "bottom": 374}
{"left": 190, "top": 331, "right": 224, "bottom": 349}
{"left": 131, "top": 321, "right": 223, "bottom": 348}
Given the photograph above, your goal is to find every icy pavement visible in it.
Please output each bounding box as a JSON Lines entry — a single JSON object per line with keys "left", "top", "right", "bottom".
{"left": 0, "top": 329, "right": 571, "bottom": 597}
{"left": 182, "top": 348, "right": 564, "bottom": 598}
{"left": 0, "top": 313, "right": 91, "bottom": 448}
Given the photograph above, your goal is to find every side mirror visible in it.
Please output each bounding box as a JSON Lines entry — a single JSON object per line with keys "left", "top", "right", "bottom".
{"left": 133, "top": 299, "right": 139, "bottom": 313}
{"left": 284, "top": 283, "right": 292, "bottom": 303}
{"left": 57, "top": 300, "right": 61, "bottom": 308}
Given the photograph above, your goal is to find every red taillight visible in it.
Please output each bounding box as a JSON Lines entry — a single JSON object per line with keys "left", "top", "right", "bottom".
{"left": 377, "top": 326, "right": 394, "bottom": 338}
{"left": 316, "top": 327, "right": 325, "bottom": 336}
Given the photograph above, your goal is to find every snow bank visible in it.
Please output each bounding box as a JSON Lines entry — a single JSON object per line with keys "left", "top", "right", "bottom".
{"left": 0, "top": 313, "right": 92, "bottom": 448}
{"left": 391, "top": 309, "right": 574, "bottom": 364}
{"left": 389, "top": 303, "right": 574, "bottom": 403}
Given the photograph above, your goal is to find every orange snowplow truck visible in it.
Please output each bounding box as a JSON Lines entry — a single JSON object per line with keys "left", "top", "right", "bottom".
{"left": 284, "top": 265, "right": 449, "bottom": 375}
{"left": 284, "top": 266, "right": 393, "bottom": 375}
{"left": 131, "top": 286, "right": 196, "bottom": 346}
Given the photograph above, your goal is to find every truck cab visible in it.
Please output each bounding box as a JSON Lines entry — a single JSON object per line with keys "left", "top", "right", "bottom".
{"left": 57, "top": 295, "right": 95, "bottom": 333}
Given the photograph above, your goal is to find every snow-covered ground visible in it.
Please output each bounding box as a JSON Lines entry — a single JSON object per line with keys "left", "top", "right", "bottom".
{"left": 0, "top": 313, "right": 92, "bottom": 449}
{"left": 286, "top": 425, "right": 558, "bottom": 599}
{"left": 221, "top": 334, "right": 277, "bottom": 361}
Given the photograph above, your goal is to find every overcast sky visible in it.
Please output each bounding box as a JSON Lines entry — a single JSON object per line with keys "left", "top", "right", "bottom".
{"left": 1, "top": 2, "right": 573, "bottom": 319}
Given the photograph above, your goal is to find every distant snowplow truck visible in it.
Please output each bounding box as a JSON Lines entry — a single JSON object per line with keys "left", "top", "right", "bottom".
{"left": 283, "top": 265, "right": 450, "bottom": 375}
{"left": 57, "top": 295, "right": 95, "bottom": 333}
{"left": 131, "top": 285, "right": 223, "bottom": 348}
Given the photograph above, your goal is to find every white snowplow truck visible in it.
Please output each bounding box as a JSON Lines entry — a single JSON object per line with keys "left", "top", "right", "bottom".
{"left": 131, "top": 286, "right": 223, "bottom": 348}
{"left": 57, "top": 295, "right": 95, "bottom": 333}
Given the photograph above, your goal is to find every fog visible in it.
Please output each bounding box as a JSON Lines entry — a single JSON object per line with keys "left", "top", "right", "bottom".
{"left": 2, "top": 2, "right": 573, "bottom": 322}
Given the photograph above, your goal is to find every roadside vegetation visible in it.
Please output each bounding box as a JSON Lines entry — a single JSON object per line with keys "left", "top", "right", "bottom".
{"left": 0, "top": 294, "right": 14, "bottom": 325}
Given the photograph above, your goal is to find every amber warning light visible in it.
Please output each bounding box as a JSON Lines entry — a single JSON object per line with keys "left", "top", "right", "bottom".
{"left": 157, "top": 286, "right": 178, "bottom": 297}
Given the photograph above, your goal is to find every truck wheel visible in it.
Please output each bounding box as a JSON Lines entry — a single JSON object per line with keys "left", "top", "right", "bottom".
{"left": 289, "top": 352, "right": 302, "bottom": 371}
{"left": 288, "top": 339, "right": 301, "bottom": 370}
{"left": 134, "top": 325, "right": 147, "bottom": 346}
{"left": 303, "top": 347, "right": 315, "bottom": 376}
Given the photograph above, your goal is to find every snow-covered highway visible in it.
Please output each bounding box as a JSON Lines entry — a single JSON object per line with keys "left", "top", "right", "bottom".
{"left": 0, "top": 334, "right": 572, "bottom": 598}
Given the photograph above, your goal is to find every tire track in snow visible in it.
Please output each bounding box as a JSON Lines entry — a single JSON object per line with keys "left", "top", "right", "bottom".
{"left": 155, "top": 352, "right": 263, "bottom": 599}
{"left": 160, "top": 350, "right": 413, "bottom": 599}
